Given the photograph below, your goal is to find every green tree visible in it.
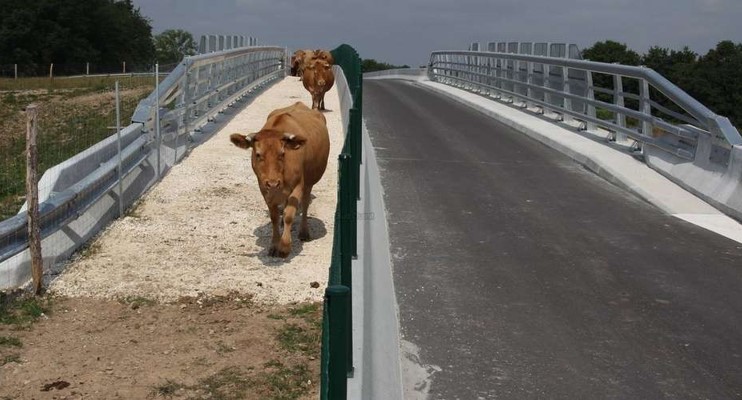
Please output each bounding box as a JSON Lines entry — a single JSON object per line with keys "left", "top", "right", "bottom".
{"left": 581, "top": 40, "right": 641, "bottom": 65}
{"left": 0, "top": 0, "right": 154, "bottom": 72}
{"left": 361, "top": 58, "right": 410, "bottom": 73}
{"left": 691, "top": 41, "right": 742, "bottom": 127}
{"left": 154, "top": 29, "right": 197, "bottom": 65}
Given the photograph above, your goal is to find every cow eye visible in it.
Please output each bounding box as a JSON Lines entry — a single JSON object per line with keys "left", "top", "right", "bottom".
{"left": 255, "top": 153, "right": 262, "bottom": 161}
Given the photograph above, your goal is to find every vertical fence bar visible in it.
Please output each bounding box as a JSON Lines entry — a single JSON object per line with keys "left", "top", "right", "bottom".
{"left": 614, "top": 75, "right": 627, "bottom": 142}
{"left": 14, "top": 64, "right": 18, "bottom": 79}
{"left": 640, "top": 78, "right": 652, "bottom": 138}
{"left": 25, "top": 104, "right": 43, "bottom": 295}
{"left": 155, "top": 63, "right": 162, "bottom": 178}
{"left": 326, "top": 285, "right": 350, "bottom": 399}
{"left": 123, "top": 61, "right": 126, "bottom": 74}
{"left": 86, "top": 62, "right": 90, "bottom": 76}
{"left": 339, "top": 153, "right": 354, "bottom": 376}
{"left": 115, "top": 81, "right": 123, "bottom": 217}
{"left": 586, "top": 71, "right": 597, "bottom": 131}
{"left": 49, "top": 63, "right": 53, "bottom": 79}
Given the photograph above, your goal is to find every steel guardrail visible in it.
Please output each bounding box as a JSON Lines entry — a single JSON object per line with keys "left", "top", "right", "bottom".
{"left": 429, "top": 50, "right": 742, "bottom": 163}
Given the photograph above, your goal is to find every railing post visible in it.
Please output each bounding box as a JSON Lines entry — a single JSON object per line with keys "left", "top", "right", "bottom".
{"left": 326, "top": 285, "right": 350, "bottom": 399}
{"left": 640, "top": 78, "right": 652, "bottom": 139}
{"left": 614, "top": 75, "right": 627, "bottom": 142}
{"left": 155, "top": 63, "right": 162, "bottom": 178}
{"left": 586, "top": 72, "right": 597, "bottom": 131}
{"left": 339, "top": 153, "right": 354, "bottom": 375}
{"left": 562, "top": 67, "right": 573, "bottom": 123}
{"left": 115, "top": 81, "right": 123, "bottom": 217}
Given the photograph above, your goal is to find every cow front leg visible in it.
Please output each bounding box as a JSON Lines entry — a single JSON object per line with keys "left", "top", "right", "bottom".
{"left": 319, "top": 93, "right": 325, "bottom": 111}
{"left": 276, "top": 189, "right": 303, "bottom": 257}
{"left": 268, "top": 204, "right": 282, "bottom": 257}
{"left": 298, "top": 185, "right": 312, "bottom": 242}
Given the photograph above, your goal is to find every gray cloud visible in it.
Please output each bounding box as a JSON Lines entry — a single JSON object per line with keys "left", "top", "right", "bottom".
{"left": 134, "top": 0, "right": 742, "bottom": 66}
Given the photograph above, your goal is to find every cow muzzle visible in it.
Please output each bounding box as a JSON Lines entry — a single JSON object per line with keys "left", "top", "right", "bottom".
{"left": 265, "top": 180, "right": 281, "bottom": 190}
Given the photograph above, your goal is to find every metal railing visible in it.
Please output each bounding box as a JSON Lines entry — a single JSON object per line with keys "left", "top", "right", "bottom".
{"left": 470, "top": 41, "right": 582, "bottom": 59}
{"left": 428, "top": 50, "right": 742, "bottom": 164}
{"left": 0, "top": 46, "right": 286, "bottom": 287}
{"left": 322, "top": 44, "right": 363, "bottom": 400}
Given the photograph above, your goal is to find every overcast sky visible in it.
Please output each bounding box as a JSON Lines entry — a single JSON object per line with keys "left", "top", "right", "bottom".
{"left": 133, "top": 0, "right": 742, "bottom": 66}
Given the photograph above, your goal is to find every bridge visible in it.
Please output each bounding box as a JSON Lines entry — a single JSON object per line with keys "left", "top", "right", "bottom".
{"left": 1, "top": 43, "right": 742, "bottom": 399}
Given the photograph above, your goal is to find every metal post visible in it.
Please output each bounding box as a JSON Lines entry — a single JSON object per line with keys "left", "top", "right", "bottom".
{"left": 155, "top": 63, "right": 161, "bottom": 178}
{"left": 86, "top": 62, "right": 89, "bottom": 76}
{"left": 562, "top": 67, "right": 573, "bottom": 123}
{"left": 339, "top": 154, "right": 354, "bottom": 376}
{"left": 25, "top": 104, "right": 43, "bottom": 295}
{"left": 123, "top": 61, "right": 126, "bottom": 74}
{"left": 326, "top": 285, "right": 350, "bottom": 398}
{"left": 640, "top": 78, "right": 652, "bottom": 139}
{"left": 115, "top": 81, "right": 123, "bottom": 217}
{"left": 586, "top": 72, "right": 597, "bottom": 131}
{"left": 614, "top": 75, "right": 627, "bottom": 141}
{"left": 49, "top": 63, "right": 53, "bottom": 79}
{"left": 14, "top": 64, "right": 17, "bottom": 79}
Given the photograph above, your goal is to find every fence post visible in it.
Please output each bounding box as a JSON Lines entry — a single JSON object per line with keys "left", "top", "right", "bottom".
{"left": 86, "top": 62, "right": 90, "bottom": 76}
{"left": 326, "top": 285, "right": 350, "bottom": 399}
{"left": 155, "top": 63, "right": 162, "bottom": 178}
{"left": 339, "top": 153, "right": 354, "bottom": 376}
{"left": 614, "top": 75, "right": 627, "bottom": 142}
{"left": 25, "top": 104, "right": 43, "bottom": 295}
{"left": 115, "top": 81, "right": 123, "bottom": 217}
{"left": 14, "top": 64, "right": 17, "bottom": 79}
{"left": 123, "top": 61, "right": 126, "bottom": 74}
{"left": 49, "top": 63, "right": 53, "bottom": 79}
{"left": 640, "top": 78, "right": 652, "bottom": 139}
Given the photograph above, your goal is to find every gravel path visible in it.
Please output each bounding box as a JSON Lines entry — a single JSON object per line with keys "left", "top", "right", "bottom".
{"left": 50, "top": 77, "right": 342, "bottom": 304}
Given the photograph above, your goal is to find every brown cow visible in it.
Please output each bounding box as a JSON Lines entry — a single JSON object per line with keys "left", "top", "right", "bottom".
{"left": 230, "top": 102, "right": 330, "bottom": 258}
{"left": 302, "top": 59, "right": 335, "bottom": 110}
{"left": 290, "top": 50, "right": 306, "bottom": 77}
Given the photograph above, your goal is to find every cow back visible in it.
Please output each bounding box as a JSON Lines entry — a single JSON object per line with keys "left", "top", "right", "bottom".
{"left": 263, "top": 102, "right": 330, "bottom": 187}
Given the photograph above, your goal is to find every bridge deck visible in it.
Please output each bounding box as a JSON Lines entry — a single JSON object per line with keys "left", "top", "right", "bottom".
{"left": 365, "top": 79, "right": 742, "bottom": 399}
{"left": 49, "top": 77, "right": 343, "bottom": 304}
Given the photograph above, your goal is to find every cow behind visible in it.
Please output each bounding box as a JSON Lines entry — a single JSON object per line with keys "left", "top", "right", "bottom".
{"left": 302, "top": 59, "right": 335, "bottom": 110}
{"left": 229, "top": 102, "right": 330, "bottom": 258}
{"left": 290, "top": 50, "right": 306, "bottom": 77}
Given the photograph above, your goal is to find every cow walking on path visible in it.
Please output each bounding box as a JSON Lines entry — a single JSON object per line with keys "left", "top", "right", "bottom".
{"left": 230, "top": 102, "right": 330, "bottom": 258}
{"left": 302, "top": 59, "right": 335, "bottom": 110}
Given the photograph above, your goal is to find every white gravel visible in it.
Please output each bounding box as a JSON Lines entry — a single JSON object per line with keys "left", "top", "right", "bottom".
{"left": 50, "top": 77, "right": 343, "bottom": 304}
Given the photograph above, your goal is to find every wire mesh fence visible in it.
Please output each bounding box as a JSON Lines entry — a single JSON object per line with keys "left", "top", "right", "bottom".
{"left": 0, "top": 71, "right": 156, "bottom": 287}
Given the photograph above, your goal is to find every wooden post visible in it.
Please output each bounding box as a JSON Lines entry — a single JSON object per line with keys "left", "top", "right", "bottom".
{"left": 26, "top": 104, "right": 43, "bottom": 295}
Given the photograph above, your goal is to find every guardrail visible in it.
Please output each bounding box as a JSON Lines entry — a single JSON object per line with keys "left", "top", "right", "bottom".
{"left": 321, "top": 44, "right": 363, "bottom": 400}
{"left": 0, "top": 46, "right": 286, "bottom": 289}
{"left": 428, "top": 50, "right": 742, "bottom": 164}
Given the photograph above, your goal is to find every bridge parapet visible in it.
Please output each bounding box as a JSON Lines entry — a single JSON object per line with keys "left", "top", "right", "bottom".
{"left": 428, "top": 49, "right": 742, "bottom": 220}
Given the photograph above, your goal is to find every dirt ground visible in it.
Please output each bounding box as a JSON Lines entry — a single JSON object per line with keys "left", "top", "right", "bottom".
{"left": 0, "top": 76, "right": 343, "bottom": 399}
{"left": 0, "top": 293, "right": 321, "bottom": 400}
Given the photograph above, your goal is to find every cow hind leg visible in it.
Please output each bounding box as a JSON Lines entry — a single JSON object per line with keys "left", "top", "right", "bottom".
{"left": 299, "top": 186, "right": 313, "bottom": 241}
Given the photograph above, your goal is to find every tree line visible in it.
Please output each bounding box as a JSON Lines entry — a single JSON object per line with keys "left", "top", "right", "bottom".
{"left": 582, "top": 40, "right": 742, "bottom": 128}
{"left": 0, "top": 0, "right": 197, "bottom": 71}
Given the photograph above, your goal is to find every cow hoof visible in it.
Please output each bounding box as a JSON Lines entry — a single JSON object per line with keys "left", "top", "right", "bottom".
{"left": 269, "top": 246, "right": 290, "bottom": 258}
{"left": 299, "top": 231, "right": 311, "bottom": 242}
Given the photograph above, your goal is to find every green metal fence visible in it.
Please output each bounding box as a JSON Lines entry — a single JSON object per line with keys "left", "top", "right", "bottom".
{"left": 321, "top": 44, "right": 363, "bottom": 400}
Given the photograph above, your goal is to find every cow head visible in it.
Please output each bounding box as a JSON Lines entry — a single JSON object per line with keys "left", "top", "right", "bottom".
{"left": 230, "top": 130, "right": 307, "bottom": 193}
{"left": 306, "top": 60, "right": 332, "bottom": 88}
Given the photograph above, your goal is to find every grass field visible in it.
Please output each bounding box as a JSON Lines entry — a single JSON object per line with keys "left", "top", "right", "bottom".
{"left": 0, "top": 76, "right": 155, "bottom": 220}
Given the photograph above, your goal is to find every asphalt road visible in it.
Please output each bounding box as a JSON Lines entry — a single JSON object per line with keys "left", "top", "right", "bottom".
{"left": 363, "top": 79, "right": 742, "bottom": 400}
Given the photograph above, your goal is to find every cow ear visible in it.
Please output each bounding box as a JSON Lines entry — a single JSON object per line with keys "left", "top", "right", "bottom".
{"left": 282, "top": 133, "right": 307, "bottom": 150}
{"left": 230, "top": 133, "right": 256, "bottom": 149}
